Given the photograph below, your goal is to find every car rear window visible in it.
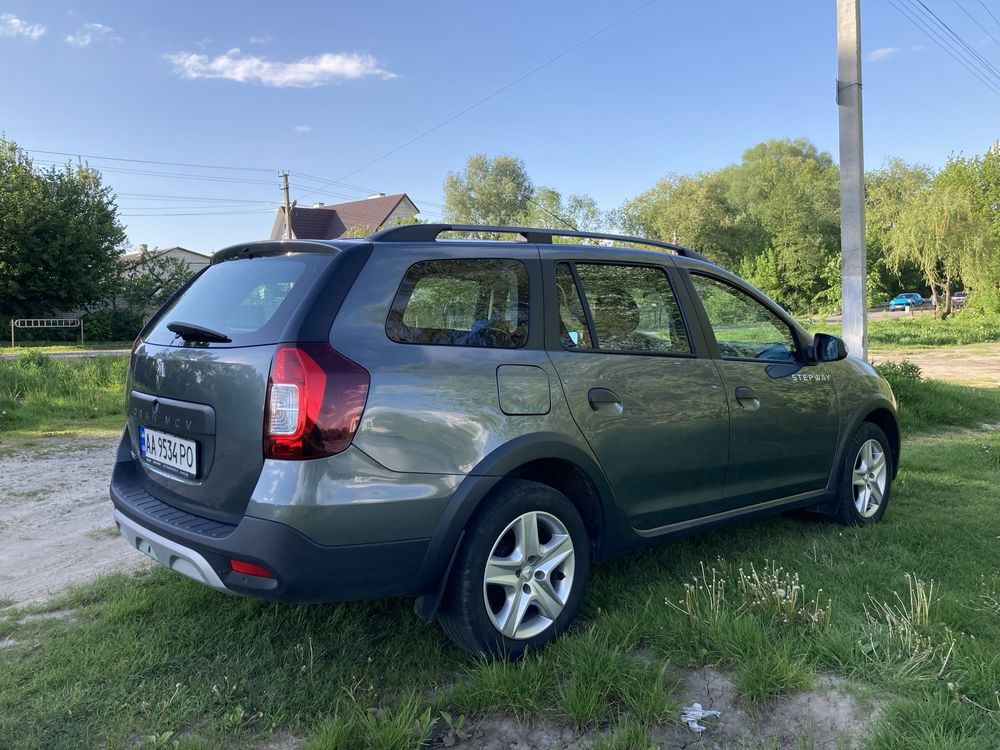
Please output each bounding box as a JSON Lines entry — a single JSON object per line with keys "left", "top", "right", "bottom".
{"left": 145, "top": 256, "right": 329, "bottom": 347}
{"left": 385, "top": 259, "right": 529, "bottom": 348}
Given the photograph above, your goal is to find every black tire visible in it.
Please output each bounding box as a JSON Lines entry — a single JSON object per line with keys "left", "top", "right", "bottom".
{"left": 438, "top": 479, "right": 590, "bottom": 658}
{"left": 833, "top": 422, "right": 894, "bottom": 526}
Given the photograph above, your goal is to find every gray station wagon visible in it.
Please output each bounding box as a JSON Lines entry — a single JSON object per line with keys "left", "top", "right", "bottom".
{"left": 110, "top": 224, "right": 899, "bottom": 656}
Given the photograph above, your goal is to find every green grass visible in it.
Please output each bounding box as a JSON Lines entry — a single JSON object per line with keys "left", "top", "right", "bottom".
{"left": 0, "top": 351, "right": 127, "bottom": 435}
{"left": 875, "top": 361, "right": 1000, "bottom": 433}
{"left": 806, "top": 314, "right": 1000, "bottom": 348}
{"left": 2, "top": 365, "right": 999, "bottom": 747}
{"left": 3, "top": 421, "right": 999, "bottom": 748}
{"left": 0, "top": 341, "right": 132, "bottom": 355}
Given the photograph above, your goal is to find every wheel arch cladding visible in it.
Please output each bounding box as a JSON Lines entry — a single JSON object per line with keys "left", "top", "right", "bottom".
{"left": 411, "top": 434, "right": 625, "bottom": 619}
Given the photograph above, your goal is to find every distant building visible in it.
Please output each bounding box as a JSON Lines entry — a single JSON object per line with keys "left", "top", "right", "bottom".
{"left": 122, "top": 245, "right": 211, "bottom": 272}
{"left": 270, "top": 193, "right": 419, "bottom": 240}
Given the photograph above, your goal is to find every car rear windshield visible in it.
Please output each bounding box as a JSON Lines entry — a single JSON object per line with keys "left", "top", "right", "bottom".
{"left": 145, "top": 255, "right": 332, "bottom": 347}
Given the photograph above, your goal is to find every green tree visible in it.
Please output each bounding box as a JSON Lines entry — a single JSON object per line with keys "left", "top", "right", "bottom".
{"left": 0, "top": 138, "right": 126, "bottom": 320}
{"left": 443, "top": 154, "right": 534, "bottom": 226}
{"left": 884, "top": 168, "right": 987, "bottom": 318}
{"left": 727, "top": 139, "right": 841, "bottom": 311}
{"left": 618, "top": 170, "right": 765, "bottom": 267}
{"left": 526, "top": 186, "right": 605, "bottom": 233}
{"left": 865, "top": 158, "right": 933, "bottom": 301}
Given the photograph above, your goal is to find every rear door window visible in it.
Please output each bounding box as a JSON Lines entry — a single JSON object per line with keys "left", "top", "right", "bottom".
{"left": 386, "top": 259, "right": 529, "bottom": 348}
{"left": 559, "top": 262, "right": 692, "bottom": 355}
{"left": 145, "top": 256, "right": 327, "bottom": 346}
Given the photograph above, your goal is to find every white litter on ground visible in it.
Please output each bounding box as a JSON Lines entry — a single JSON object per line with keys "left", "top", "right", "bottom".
{"left": 681, "top": 702, "right": 721, "bottom": 733}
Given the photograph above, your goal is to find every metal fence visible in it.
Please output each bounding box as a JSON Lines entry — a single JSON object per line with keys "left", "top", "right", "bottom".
{"left": 10, "top": 318, "right": 84, "bottom": 347}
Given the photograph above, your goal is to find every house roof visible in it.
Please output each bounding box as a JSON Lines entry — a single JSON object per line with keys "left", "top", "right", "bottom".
{"left": 284, "top": 193, "right": 416, "bottom": 239}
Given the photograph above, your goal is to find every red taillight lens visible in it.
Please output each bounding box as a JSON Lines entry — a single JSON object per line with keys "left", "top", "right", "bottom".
{"left": 263, "top": 343, "right": 370, "bottom": 460}
{"left": 230, "top": 559, "right": 273, "bottom": 578}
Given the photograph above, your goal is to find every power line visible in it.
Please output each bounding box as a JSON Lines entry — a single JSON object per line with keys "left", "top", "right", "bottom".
{"left": 25, "top": 148, "right": 275, "bottom": 173}
{"left": 30, "top": 157, "right": 280, "bottom": 185}
{"left": 951, "top": 0, "right": 1000, "bottom": 50}
{"left": 117, "top": 192, "right": 277, "bottom": 204}
{"left": 977, "top": 0, "right": 1000, "bottom": 31}
{"left": 886, "top": 0, "right": 1000, "bottom": 95}
{"left": 297, "top": 0, "right": 659, "bottom": 198}
{"left": 526, "top": 197, "right": 578, "bottom": 231}
{"left": 289, "top": 170, "right": 445, "bottom": 208}
{"left": 910, "top": 0, "right": 1000, "bottom": 85}
{"left": 119, "top": 209, "right": 275, "bottom": 217}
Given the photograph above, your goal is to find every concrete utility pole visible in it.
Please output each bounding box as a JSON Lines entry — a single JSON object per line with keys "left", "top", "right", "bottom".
{"left": 280, "top": 172, "right": 292, "bottom": 240}
{"left": 837, "top": 0, "right": 867, "bottom": 358}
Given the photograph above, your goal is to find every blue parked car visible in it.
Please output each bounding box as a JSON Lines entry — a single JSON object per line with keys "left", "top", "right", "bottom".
{"left": 888, "top": 292, "right": 925, "bottom": 311}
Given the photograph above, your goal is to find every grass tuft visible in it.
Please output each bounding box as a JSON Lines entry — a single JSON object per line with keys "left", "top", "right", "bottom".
{"left": 0, "top": 352, "right": 126, "bottom": 434}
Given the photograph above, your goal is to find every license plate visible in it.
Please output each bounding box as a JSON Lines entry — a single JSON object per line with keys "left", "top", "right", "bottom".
{"left": 139, "top": 426, "right": 198, "bottom": 478}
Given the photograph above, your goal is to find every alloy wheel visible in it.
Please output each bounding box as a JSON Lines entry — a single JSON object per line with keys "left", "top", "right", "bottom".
{"left": 482, "top": 511, "right": 575, "bottom": 640}
{"left": 853, "top": 438, "right": 887, "bottom": 518}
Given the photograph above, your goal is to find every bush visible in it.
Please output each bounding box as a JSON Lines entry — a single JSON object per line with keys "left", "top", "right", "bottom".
{"left": 82, "top": 307, "right": 145, "bottom": 342}
{"left": 875, "top": 359, "right": 923, "bottom": 386}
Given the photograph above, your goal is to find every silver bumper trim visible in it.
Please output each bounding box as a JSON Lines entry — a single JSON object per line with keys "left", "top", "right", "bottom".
{"left": 113, "top": 509, "right": 228, "bottom": 592}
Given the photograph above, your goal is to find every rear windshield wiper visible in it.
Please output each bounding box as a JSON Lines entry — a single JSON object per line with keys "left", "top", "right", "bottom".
{"left": 166, "top": 321, "right": 232, "bottom": 344}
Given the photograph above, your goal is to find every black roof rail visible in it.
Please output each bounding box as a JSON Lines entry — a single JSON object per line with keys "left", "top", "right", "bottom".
{"left": 367, "top": 223, "right": 713, "bottom": 265}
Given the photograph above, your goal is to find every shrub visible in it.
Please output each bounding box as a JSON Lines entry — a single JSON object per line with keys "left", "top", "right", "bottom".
{"left": 82, "top": 307, "right": 145, "bottom": 342}
{"left": 875, "top": 359, "right": 923, "bottom": 387}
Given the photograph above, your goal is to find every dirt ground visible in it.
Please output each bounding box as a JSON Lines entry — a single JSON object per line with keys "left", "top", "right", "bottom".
{"left": 0, "top": 434, "right": 146, "bottom": 606}
{"left": 442, "top": 669, "right": 874, "bottom": 749}
{"left": 871, "top": 342, "right": 1000, "bottom": 386}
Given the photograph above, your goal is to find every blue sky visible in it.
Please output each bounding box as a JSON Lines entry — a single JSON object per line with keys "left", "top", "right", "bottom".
{"left": 2, "top": 0, "right": 999, "bottom": 252}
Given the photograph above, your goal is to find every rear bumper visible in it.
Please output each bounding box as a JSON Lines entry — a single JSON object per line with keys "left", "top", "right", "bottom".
{"left": 110, "top": 448, "right": 432, "bottom": 603}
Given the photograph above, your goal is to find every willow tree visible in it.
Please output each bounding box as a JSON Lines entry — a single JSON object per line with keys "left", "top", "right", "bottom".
{"left": 885, "top": 178, "right": 987, "bottom": 317}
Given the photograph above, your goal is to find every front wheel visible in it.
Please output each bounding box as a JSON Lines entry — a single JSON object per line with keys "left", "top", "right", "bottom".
{"left": 834, "top": 423, "right": 894, "bottom": 526}
{"left": 437, "top": 480, "right": 590, "bottom": 657}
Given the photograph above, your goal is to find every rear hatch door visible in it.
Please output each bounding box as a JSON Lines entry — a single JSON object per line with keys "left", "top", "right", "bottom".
{"left": 127, "top": 250, "right": 345, "bottom": 524}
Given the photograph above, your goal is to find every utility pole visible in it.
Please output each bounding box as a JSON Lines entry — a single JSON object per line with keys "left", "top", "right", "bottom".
{"left": 280, "top": 172, "right": 292, "bottom": 240}
{"left": 837, "top": 0, "right": 867, "bottom": 358}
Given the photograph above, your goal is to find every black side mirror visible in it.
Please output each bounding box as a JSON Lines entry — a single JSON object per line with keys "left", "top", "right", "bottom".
{"left": 812, "top": 332, "right": 848, "bottom": 362}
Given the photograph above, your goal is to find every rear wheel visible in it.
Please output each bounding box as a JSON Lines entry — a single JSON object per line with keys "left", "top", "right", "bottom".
{"left": 438, "top": 479, "right": 590, "bottom": 657}
{"left": 834, "top": 423, "right": 893, "bottom": 526}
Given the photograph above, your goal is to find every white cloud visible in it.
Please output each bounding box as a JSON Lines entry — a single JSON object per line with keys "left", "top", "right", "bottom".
{"left": 293, "top": 124, "right": 312, "bottom": 133}
{"left": 65, "top": 22, "right": 120, "bottom": 48}
{"left": 0, "top": 13, "right": 46, "bottom": 40}
{"left": 249, "top": 35, "right": 270, "bottom": 45}
{"left": 165, "top": 48, "right": 396, "bottom": 87}
{"left": 867, "top": 47, "right": 902, "bottom": 62}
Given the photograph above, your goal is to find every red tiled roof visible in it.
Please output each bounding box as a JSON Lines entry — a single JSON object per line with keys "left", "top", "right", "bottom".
{"left": 287, "top": 193, "right": 415, "bottom": 239}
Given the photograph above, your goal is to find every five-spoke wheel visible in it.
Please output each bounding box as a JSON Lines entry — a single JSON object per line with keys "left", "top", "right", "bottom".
{"left": 835, "top": 423, "right": 894, "bottom": 526}
{"left": 438, "top": 480, "right": 590, "bottom": 657}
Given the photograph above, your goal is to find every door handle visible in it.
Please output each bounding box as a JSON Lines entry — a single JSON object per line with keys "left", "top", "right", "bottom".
{"left": 734, "top": 386, "right": 760, "bottom": 410}
{"left": 588, "top": 387, "right": 623, "bottom": 414}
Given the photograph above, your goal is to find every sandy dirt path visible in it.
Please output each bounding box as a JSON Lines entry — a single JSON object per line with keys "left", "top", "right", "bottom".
{"left": 0, "top": 434, "right": 146, "bottom": 605}
{"left": 871, "top": 342, "right": 1000, "bottom": 386}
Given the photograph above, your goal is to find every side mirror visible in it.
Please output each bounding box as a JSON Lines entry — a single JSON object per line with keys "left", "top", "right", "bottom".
{"left": 812, "top": 332, "right": 848, "bottom": 362}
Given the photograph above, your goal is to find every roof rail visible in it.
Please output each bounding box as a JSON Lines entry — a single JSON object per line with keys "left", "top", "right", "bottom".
{"left": 367, "top": 223, "right": 713, "bottom": 264}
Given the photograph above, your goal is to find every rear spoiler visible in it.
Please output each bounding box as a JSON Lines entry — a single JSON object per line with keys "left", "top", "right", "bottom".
{"left": 212, "top": 239, "right": 366, "bottom": 264}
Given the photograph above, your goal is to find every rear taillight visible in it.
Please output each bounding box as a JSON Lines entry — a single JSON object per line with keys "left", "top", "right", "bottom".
{"left": 263, "top": 343, "right": 370, "bottom": 460}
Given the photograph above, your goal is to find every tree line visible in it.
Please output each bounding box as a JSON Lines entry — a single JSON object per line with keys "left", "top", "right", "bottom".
{"left": 0, "top": 138, "right": 193, "bottom": 341}
{"left": 442, "top": 141, "right": 1000, "bottom": 317}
